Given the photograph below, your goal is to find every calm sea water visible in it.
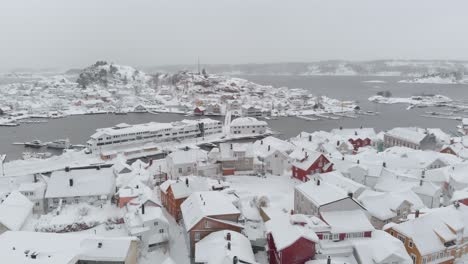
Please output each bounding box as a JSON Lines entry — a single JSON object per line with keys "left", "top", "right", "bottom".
{"left": 1, "top": 75, "right": 467, "bottom": 161}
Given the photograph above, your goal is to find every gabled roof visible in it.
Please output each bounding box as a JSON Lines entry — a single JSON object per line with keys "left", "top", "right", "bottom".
{"left": 391, "top": 204, "right": 468, "bottom": 255}
{"left": 321, "top": 210, "right": 374, "bottom": 234}
{"left": 290, "top": 149, "right": 325, "bottom": 171}
{"left": 45, "top": 168, "right": 115, "bottom": 199}
{"left": 295, "top": 180, "right": 349, "bottom": 207}
{"left": 358, "top": 190, "right": 425, "bottom": 221}
{"left": 352, "top": 230, "right": 412, "bottom": 264}
{"left": 385, "top": 127, "right": 428, "bottom": 144}
{"left": 181, "top": 191, "right": 240, "bottom": 231}
{"left": 195, "top": 230, "right": 256, "bottom": 264}
{"left": 265, "top": 213, "right": 319, "bottom": 251}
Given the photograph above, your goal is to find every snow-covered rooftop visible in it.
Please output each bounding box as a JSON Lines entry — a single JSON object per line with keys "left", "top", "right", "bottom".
{"left": 0, "top": 191, "right": 33, "bottom": 231}
{"left": 181, "top": 191, "right": 240, "bottom": 231}
{"left": 45, "top": 168, "right": 115, "bottom": 199}
{"left": 195, "top": 230, "right": 256, "bottom": 264}
{"left": 295, "top": 179, "right": 350, "bottom": 207}
{"left": 265, "top": 213, "right": 319, "bottom": 251}
{"left": 0, "top": 231, "right": 136, "bottom": 264}
{"left": 230, "top": 117, "right": 267, "bottom": 126}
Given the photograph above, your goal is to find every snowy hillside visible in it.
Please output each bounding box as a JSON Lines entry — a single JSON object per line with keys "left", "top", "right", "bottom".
{"left": 76, "top": 61, "right": 151, "bottom": 88}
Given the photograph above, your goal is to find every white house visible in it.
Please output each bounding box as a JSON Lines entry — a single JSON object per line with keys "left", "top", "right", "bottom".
{"left": 45, "top": 167, "right": 115, "bottom": 211}
{"left": 166, "top": 149, "right": 210, "bottom": 178}
{"left": 253, "top": 136, "right": 295, "bottom": 175}
{"left": 294, "top": 178, "right": 364, "bottom": 217}
{"left": 358, "top": 190, "right": 425, "bottom": 229}
{"left": 0, "top": 191, "right": 33, "bottom": 234}
{"left": 230, "top": 117, "right": 267, "bottom": 135}
{"left": 124, "top": 203, "right": 169, "bottom": 252}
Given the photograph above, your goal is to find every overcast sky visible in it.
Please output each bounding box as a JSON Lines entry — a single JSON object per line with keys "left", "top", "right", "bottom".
{"left": 1, "top": 0, "right": 468, "bottom": 70}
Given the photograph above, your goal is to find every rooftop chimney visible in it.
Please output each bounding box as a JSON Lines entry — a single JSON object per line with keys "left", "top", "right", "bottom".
{"left": 96, "top": 165, "right": 101, "bottom": 170}
{"left": 268, "top": 145, "right": 271, "bottom": 151}
{"left": 317, "top": 179, "right": 320, "bottom": 186}
{"left": 233, "top": 256, "right": 238, "bottom": 264}
{"left": 230, "top": 143, "right": 233, "bottom": 150}
{"left": 337, "top": 140, "right": 340, "bottom": 146}
{"left": 341, "top": 156, "right": 344, "bottom": 161}
{"left": 383, "top": 162, "right": 386, "bottom": 168}
{"left": 354, "top": 131, "right": 358, "bottom": 136}
{"left": 227, "top": 242, "right": 231, "bottom": 250}
{"left": 261, "top": 140, "right": 263, "bottom": 145}
{"left": 327, "top": 256, "right": 331, "bottom": 264}
{"left": 454, "top": 201, "right": 460, "bottom": 209}
{"left": 339, "top": 126, "right": 343, "bottom": 130}
{"left": 185, "top": 178, "right": 189, "bottom": 187}
{"left": 309, "top": 135, "right": 312, "bottom": 142}
{"left": 33, "top": 174, "right": 38, "bottom": 183}
{"left": 348, "top": 192, "right": 353, "bottom": 198}
{"left": 415, "top": 210, "right": 420, "bottom": 218}
{"left": 226, "top": 232, "right": 231, "bottom": 241}
{"left": 69, "top": 179, "right": 74, "bottom": 187}
{"left": 141, "top": 204, "right": 145, "bottom": 215}
{"left": 65, "top": 166, "right": 70, "bottom": 172}
{"left": 98, "top": 242, "right": 103, "bottom": 248}
{"left": 357, "top": 159, "right": 360, "bottom": 164}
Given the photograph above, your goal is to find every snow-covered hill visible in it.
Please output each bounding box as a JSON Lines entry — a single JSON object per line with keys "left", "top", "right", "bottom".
{"left": 76, "top": 61, "right": 151, "bottom": 88}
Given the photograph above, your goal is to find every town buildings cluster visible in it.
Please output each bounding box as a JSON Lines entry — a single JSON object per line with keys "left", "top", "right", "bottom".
{"left": 2, "top": 116, "right": 468, "bottom": 263}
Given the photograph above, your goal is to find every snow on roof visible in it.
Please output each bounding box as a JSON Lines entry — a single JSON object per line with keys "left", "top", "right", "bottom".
{"left": 290, "top": 149, "right": 325, "bottom": 171}
{"left": 230, "top": 117, "right": 267, "bottom": 126}
{"left": 358, "top": 190, "right": 425, "bottom": 220}
{"left": 317, "top": 171, "right": 367, "bottom": 195}
{"left": 160, "top": 176, "right": 210, "bottom": 199}
{"left": 391, "top": 204, "right": 468, "bottom": 255}
{"left": 320, "top": 210, "right": 374, "bottom": 234}
{"left": 181, "top": 191, "right": 240, "bottom": 231}
{"left": 330, "top": 127, "right": 377, "bottom": 140}
{"left": 253, "top": 136, "right": 294, "bottom": 158}
{"left": 195, "top": 230, "right": 256, "bottom": 264}
{"left": 90, "top": 118, "right": 220, "bottom": 139}
{"left": 219, "top": 143, "right": 254, "bottom": 160}
{"left": 385, "top": 127, "right": 428, "bottom": 144}
{"left": 463, "top": 118, "right": 468, "bottom": 125}
{"left": 167, "top": 149, "right": 208, "bottom": 165}
{"left": 0, "top": 191, "right": 33, "bottom": 231}
{"left": 45, "top": 168, "right": 115, "bottom": 199}
{"left": 265, "top": 213, "right": 319, "bottom": 251}
{"left": 352, "top": 230, "right": 412, "bottom": 264}
{"left": 125, "top": 206, "right": 168, "bottom": 236}
{"left": 0, "top": 231, "right": 136, "bottom": 264}
{"left": 295, "top": 179, "right": 350, "bottom": 207}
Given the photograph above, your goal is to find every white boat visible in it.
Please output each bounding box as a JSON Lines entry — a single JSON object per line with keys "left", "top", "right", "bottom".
{"left": 47, "top": 139, "right": 71, "bottom": 149}
{"left": 24, "top": 140, "right": 45, "bottom": 148}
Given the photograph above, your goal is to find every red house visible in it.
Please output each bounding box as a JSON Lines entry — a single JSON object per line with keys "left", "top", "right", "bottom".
{"left": 330, "top": 128, "right": 376, "bottom": 151}
{"left": 193, "top": 106, "right": 205, "bottom": 116}
{"left": 265, "top": 213, "right": 318, "bottom": 264}
{"left": 290, "top": 150, "right": 333, "bottom": 182}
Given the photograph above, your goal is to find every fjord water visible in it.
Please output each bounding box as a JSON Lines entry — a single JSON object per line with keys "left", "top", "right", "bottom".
{"left": 1, "top": 75, "right": 467, "bottom": 160}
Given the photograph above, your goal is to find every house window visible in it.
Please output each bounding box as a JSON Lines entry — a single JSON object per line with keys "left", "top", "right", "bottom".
{"left": 194, "top": 232, "right": 201, "bottom": 241}
{"left": 159, "top": 229, "right": 164, "bottom": 233}
{"left": 410, "top": 254, "right": 416, "bottom": 264}
{"left": 409, "top": 241, "right": 413, "bottom": 248}
{"left": 397, "top": 235, "right": 405, "bottom": 243}
{"left": 204, "top": 220, "right": 210, "bottom": 228}
{"left": 154, "top": 222, "right": 158, "bottom": 226}
{"left": 178, "top": 168, "right": 182, "bottom": 173}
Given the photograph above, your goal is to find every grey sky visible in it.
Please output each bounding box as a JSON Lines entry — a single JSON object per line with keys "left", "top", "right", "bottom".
{"left": 1, "top": 0, "right": 468, "bottom": 70}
